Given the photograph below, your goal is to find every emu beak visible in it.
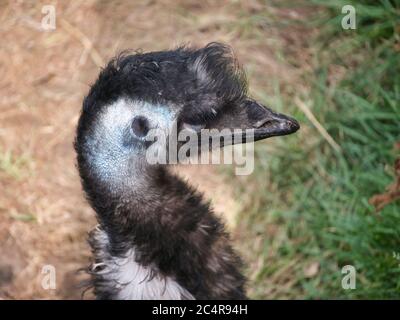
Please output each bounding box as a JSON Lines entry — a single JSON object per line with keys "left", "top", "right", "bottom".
{"left": 245, "top": 99, "right": 300, "bottom": 141}
{"left": 200, "top": 99, "right": 299, "bottom": 147}
{"left": 180, "top": 99, "right": 299, "bottom": 150}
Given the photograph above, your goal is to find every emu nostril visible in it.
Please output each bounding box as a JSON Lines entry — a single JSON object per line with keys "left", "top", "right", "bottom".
{"left": 253, "top": 118, "right": 281, "bottom": 129}
{"left": 254, "top": 118, "right": 279, "bottom": 128}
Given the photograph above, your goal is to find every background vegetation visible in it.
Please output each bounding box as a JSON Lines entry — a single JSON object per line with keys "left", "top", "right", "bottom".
{"left": 235, "top": 0, "right": 400, "bottom": 298}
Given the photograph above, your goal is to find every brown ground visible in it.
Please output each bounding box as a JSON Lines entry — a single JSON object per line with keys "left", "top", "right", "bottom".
{"left": 0, "top": 0, "right": 310, "bottom": 299}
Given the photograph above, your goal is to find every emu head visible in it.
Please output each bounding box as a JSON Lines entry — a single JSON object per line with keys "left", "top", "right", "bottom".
{"left": 75, "top": 43, "right": 299, "bottom": 193}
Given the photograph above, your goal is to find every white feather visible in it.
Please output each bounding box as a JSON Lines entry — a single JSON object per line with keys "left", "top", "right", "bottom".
{"left": 92, "top": 227, "right": 194, "bottom": 300}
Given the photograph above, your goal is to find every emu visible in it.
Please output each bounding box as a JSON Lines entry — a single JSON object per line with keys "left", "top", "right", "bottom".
{"left": 74, "top": 43, "right": 299, "bottom": 300}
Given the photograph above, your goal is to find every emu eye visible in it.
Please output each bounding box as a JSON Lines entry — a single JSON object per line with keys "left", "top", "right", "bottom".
{"left": 183, "top": 122, "right": 206, "bottom": 132}
{"left": 131, "top": 116, "right": 149, "bottom": 137}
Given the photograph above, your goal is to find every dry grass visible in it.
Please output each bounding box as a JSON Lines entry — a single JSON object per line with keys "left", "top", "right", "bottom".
{"left": 0, "top": 0, "right": 310, "bottom": 299}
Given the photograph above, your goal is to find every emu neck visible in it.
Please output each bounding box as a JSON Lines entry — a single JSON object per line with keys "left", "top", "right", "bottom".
{"left": 86, "top": 162, "right": 247, "bottom": 299}
{"left": 90, "top": 163, "right": 204, "bottom": 251}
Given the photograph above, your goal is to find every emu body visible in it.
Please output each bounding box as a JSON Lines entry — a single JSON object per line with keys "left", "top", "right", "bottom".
{"left": 75, "top": 43, "right": 299, "bottom": 299}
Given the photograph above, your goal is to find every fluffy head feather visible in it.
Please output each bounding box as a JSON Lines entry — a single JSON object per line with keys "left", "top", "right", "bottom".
{"left": 76, "top": 42, "right": 247, "bottom": 138}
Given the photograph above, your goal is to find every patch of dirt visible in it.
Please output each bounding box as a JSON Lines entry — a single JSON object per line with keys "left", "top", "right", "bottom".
{"left": 369, "top": 143, "right": 400, "bottom": 212}
{"left": 0, "top": 1, "right": 309, "bottom": 299}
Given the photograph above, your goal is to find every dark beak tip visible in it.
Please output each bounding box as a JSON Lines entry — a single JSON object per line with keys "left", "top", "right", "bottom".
{"left": 289, "top": 119, "right": 300, "bottom": 133}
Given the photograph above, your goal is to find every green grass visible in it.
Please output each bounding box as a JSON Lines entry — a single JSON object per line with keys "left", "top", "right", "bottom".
{"left": 0, "top": 149, "right": 33, "bottom": 180}
{"left": 234, "top": 0, "right": 400, "bottom": 299}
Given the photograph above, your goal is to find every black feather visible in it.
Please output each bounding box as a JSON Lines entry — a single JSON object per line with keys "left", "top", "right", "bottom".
{"left": 75, "top": 43, "right": 248, "bottom": 300}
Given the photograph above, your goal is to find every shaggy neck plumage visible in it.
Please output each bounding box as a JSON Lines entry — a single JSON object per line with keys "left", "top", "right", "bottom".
{"left": 87, "top": 163, "right": 207, "bottom": 250}
{"left": 81, "top": 160, "right": 247, "bottom": 299}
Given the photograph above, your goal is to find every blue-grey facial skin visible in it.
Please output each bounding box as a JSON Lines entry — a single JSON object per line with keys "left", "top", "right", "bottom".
{"left": 81, "top": 98, "right": 178, "bottom": 193}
